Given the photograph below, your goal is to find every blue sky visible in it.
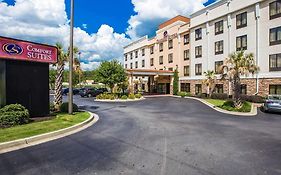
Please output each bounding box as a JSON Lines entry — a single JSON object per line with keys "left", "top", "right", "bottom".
{"left": 0, "top": 0, "right": 216, "bottom": 70}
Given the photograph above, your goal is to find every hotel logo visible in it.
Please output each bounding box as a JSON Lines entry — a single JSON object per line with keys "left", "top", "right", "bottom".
{"left": 2, "top": 43, "right": 23, "bottom": 55}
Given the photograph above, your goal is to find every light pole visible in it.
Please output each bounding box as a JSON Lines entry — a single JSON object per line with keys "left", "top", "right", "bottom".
{"left": 68, "top": 0, "right": 74, "bottom": 114}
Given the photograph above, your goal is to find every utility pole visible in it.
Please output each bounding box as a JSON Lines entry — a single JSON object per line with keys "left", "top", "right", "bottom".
{"left": 68, "top": 0, "right": 74, "bottom": 114}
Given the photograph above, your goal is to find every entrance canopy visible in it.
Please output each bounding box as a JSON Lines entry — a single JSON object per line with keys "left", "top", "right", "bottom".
{"left": 126, "top": 69, "right": 174, "bottom": 76}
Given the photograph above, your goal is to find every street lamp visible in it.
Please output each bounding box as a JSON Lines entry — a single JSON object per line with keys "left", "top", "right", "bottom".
{"left": 68, "top": 0, "right": 74, "bottom": 114}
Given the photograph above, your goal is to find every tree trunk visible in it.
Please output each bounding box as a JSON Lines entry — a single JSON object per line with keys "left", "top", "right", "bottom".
{"left": 54, "top": 64, "right": 64, "bottom": 111}
{"left": 233, "top": 74, "right": 242, "bottom": 109}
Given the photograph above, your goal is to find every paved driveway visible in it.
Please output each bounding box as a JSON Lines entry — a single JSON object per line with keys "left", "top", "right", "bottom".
{"left": 0, "top": 96, "right": 281, "bottom": 175}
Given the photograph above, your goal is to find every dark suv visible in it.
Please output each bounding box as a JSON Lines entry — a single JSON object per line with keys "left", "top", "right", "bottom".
{"left": 79, "top": 88, "right": 108, "bottom": 97}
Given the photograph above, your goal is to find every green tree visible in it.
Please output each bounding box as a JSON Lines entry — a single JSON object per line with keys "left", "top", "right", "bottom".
{"left": 49, "top": 69, "right": 56, "bottom": 90}
{"left": 203, "top": 70, "right": 216, "bottom": 97}
{"left": 220, "top": 51, "right": 259, "bottom": 108}
{"left": 53, "top": 43, "right": 80, "bottom": 110}
{"left": 93, "top": 60, "right": 126, "bottom": 92}
{"left": 173, "top": 68, "right": 179, "bottom": 95}
{"left": 118, "top": 77, "right": 129, "bottom": 94}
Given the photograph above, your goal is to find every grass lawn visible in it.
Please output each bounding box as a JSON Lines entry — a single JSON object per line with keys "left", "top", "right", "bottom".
{"left": 0, "top": 112, "right": 90, "bottom": 143}
{"left": 205, "top": 99, "right": 226, "bottom": 106}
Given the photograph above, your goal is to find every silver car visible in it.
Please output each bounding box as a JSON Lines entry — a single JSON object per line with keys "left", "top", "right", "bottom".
{"left": 263, "top": 95, "right": 281, "bottom": 113}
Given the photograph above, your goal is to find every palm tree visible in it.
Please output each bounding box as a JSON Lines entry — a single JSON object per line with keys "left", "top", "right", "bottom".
{"left": 202, "top": 70, "right": 216, "bottom": 97}
{"left": 53, "top": 43, "right": 80, "bottom": 110}
{"left": 220, "top": 51, "right": 259, "bottom": 108}
{"left": 73, "top": 58, "right": 83, "bottom": 87}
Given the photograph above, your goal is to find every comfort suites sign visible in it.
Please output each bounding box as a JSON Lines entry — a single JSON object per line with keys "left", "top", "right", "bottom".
{"left": 0, "top": 36, "right": 57, "bottom": 64}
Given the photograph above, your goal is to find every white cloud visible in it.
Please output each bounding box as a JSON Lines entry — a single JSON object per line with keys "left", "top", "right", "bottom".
{"left": 0, "top": 0, "right": 130, "bottom": 70}
{"left": 82, "top": 24, "right": 87, "bottom": 29}
{"left": 126, "top": 0, "right": 208, "bottom": 39}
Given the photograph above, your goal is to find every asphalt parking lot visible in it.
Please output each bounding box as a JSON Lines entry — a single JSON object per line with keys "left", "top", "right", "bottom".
{"left": 0, "top": 96, "right": 281, "bottom": 175}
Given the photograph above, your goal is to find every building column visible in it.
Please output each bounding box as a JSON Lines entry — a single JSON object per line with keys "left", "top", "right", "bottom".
{"left": 128, "top": 73, "right": 134, "bottom": 94}
{"left": 170, "top": 76, "right": 174, "bottom": 95}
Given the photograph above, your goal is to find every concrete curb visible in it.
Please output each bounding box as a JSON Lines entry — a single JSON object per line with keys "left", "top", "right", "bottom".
{"left": 95, "top": 97, "right": 145, "bottom": 102}
{"left": 173, "top": 96, "right": 257, "bottom": 116}
{"left": 0, "top": 111, "right": 99, "bottom": 154}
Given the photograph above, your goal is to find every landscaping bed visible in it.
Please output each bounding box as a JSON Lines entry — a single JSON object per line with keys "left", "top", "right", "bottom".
{"left": 96, "top": 93, "right": 143, "bottom": 101}
{"left": 0, "top": 112, "right": 90, "bottom": 143}
{"left": 205, "top": 99, "right": 252, "bottom": 113}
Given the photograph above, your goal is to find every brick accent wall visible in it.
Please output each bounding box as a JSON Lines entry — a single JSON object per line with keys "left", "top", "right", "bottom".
{"left": 180, "top": 78, "right": 281, "bottom": 97}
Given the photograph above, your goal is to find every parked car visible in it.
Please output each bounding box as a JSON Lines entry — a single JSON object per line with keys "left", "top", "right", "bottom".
{"left": 79, "top": 88, "right": 105, "bottom": 97}
{"left": 62, "top": 88, "right": 80, "bottom": 96}
{"left": 263, "top": 95, "right": 281, "bottom": 113}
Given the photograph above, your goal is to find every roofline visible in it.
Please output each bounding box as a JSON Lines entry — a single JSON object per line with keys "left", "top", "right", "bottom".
{"left": 190, "top": 0, "right": 227, "bottom": 18}
{"left": 123, "top": 35, "right": 148, "bottom": 49}
{"left": 158, "top": 15, "right": 190, "bottom": 30}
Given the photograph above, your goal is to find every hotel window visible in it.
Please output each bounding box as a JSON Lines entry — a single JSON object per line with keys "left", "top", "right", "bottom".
{"left": 125, "top": 64, "right": 127, "bottom": 69}
{"left": 168, "top": 53, "right": 173, "bottom": 63}
{"left": 269, "top": 85, "right": 281, "bottom": 95}
{"left": 214, "top": 84, "right": 224, "bottom": 94}
{"left": 184, "top": 66, "right": 190, "bottom": 76}
{"left": 270, "top": 1, "right": 281, "bottom": 20}
{"left": 159, "top": 56, "right": 163, "bottom": 65}
{"left": 135, "top": 61, "right": 138, "bottom": 68}
{"left": 125, "top": 54, "right": 127, "bottom": 61}
{"left": 168, "top": 39, "right": 173, "bottom": 49}
{"left": 130, "top": 63, "right": 133, "bottom": 69}
{"left": 215, "top": 40, "right": 224, "bottom": 55}
{"left": 142, "top": 49, "right": 145, "bottom": 56}
{"left": 215, "top": 61, "right": 223, "bottom": 74}
{"left": 236, "top": 12, "right": 247, "bottom": 29}
{"left": 195, "top": 28, "right": 202, "bottom": 40}
{"left": 142, "top": 60, "right": 145, "bottom": 68}
{"left": 150, "top": 46, "right": 154, "bottom": 54}
{"left": 150, "top": 58, "right": 154, "bottom": 66}
{"left": 184, "top": 34, "right": 189, "bottom": 44}
{"left": 184, "top": 50, "right": 190, "bottom": 61}
{"left": 135, "top": 50, "right": 138, "bottom": 58}
{"left": 181, "top": 83, "right": 190, "bottom": 92}
{"left": 269, "top": 53, "right": 281, "bottom": 71}
{"left": 236, "top": 35, "right": 247, "bottom": 51}
{"left": 195, "top": 46, "right": 202, "bottom": 58}
{"left": 168, "top": 68, "right": 173, "bottom": 71}
{"left": 130, "top": 53, "right": 133, "bottom": 59}
{"left": 269, "top": 26, "right": 281, "bottom": 46}
{"left": 215, "top": 20, "right": 224, "bottom": 35}
{"left": 195, "top": 64, "right": 202, "bottom": 75}
{"left": 195, "top": 84, "right": 202, "bottom": 95}
{"left": 241, "top": 84, "right": 247, "bottom": 95}
{"left": 159, "top": 43, "right": 163, "bottom": 52}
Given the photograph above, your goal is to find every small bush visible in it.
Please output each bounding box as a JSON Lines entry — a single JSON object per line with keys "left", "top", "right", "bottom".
{"left": 128, "top": 94, "right": 135, "bottom": 99}
{"left": 121, "top": 95, "right": 128, "bottom": 100}
{"left": 219, "top": 100, "right": 251, "bottom": 112}
{"left": 60, "top": 102, "right": 79, "bottom": 113}
{"left": 0, "top": 104, "right": 30, "bottom": 127}
{"left": 96, "top": 93, "right": 117, "bottom": 100}
{"left": 196, "top": 93, "right": 208, "bottom": 99}
{"left": 50, "top": 102, "right": 55, "bottom": 112}
{"left": 135, "top": 93, "right": 142, "bottom": 99}
{"left": 210, "top": 93, "right": 228, "bottom": 100}
{"left": 177, "top": 91, "right": 191, "bottom": 98}
{"left": 241, "top": 95, "right": 264, "bottom": 103}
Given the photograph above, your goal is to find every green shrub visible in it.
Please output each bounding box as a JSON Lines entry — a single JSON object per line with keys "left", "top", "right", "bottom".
{"left": 210, "top": 93, "right": 228, "bottom": 100}
{"left": 50, "top": 102, "right": 55, "bottom": 112}
{"left": 96, "top": 93, "right": 117, "bottom": 100}
{"left": 0, "top": 104, "right": 30, "bottom": 127}
{"left": 135, "top": 93, "right": 142, "bottom": 99}
{"left": 196, "top": 93, "right": 208, "bottom": 99}
{"left": 219, "top": 100, "right": 251, "bottom": 112}
{"left": 128, "top": 94, "right": 135, "bottom": 99}
{"left": 240, "top": 95, "right": 264, "bottom": 103}
{"left": 177, "top": 91, "right": 190, "bottom": 98}
{"left": 60, "top": 102, "right": 79, "bottom": 113}
{"left": 121, "top": 95, "right": 128, "bottom": 100}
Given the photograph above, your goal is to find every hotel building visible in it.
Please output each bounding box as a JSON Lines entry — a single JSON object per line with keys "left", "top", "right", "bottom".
{"left": 124, "top": 0, "right": 281, "bottom": 96}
